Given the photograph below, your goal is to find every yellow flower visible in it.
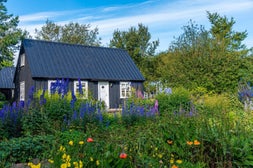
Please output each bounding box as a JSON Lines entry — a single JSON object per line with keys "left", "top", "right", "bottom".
{"left": 60, "top": 145, "right": 66, "bottom": 152}
{"left": 27, "top": 162, "right": 41, "bottom": 168}
{"left": 96, "top": 160, "right": 100, "bottom": 166}
{"left": 176, "top": 159, "right": 183, "bottom": 164}
{"left": 61, "top": 163, "right": 67, "bottom": 168}
{"left": 158, "top": 153, "right": 163, "bottom": 158}
{"left": 194, "top": 140, "right": 200, "bottom": 145}
{"left": 170, "top": 159, "right": 174, "bottom": 164}
{"left": 73, "top": 162, "right": 78, "bottom": 168}
{"left": 90, "top": 157, "right": 94, "bottom": 161}
{"left": 62, "top": 153, "right": 67, "bottom": 159}
{"left": 48, "top": 159, "right": 54, "bottom": 163}
{"left": 79, "top": 160, "right": 83, "bottom": 168}
{"left": 79, "top": 141, "right": 84, "bottom": 145}
{"left": 66, "top": 155, "right": 71, "bottom": 162}
{"left": 69, "top": 140, "right": 74, "bottom": 146}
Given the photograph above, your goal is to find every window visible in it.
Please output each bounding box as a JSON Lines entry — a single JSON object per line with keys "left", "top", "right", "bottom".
{"left": 20, "top": 81, "right": 25, "bottom": 101}
{"left": 20, "top": 54, "right": 25, "bottom": 67}
{"left": 48, "top": 80, "right": 56, "bottom": 94}
{"left": 74, "top": 80, "right": 88, "bottom": 98}
{"left": 48, "top": 79, "right": 68, "bottom": 95}
{"left": 120, "top": 82, "right": 131, "bottom": 98}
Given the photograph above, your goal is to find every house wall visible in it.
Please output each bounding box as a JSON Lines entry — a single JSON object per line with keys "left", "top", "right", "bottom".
{"left": 14, "top": 49, "right": 34, "bottom": 102}
{"left": 110, "top": 81, "right": 144, "bottom": 109}
{"left": 109, "top": 81, "right": 120, "bottom": 109}
{"left": 19, "top": 78, "right": 144, "bottom": 109}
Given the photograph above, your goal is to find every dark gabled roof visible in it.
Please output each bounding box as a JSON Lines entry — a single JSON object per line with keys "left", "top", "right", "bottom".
{"left": 0, "top": 67, "right": 15, "bottom": 88}
{"left": 21, "top": 39, "right": 145, "bottom": 81}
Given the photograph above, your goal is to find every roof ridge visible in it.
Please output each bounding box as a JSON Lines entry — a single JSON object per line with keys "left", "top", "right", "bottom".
{"left": 23, "top": 38, "right": 127, "bottom": 52}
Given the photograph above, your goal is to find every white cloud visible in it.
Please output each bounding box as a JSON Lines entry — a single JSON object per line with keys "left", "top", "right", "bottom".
{"left": 17, "top": 0, "right": 253, "bottom": 51}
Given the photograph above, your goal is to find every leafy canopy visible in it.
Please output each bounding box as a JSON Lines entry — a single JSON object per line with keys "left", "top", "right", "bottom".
{"left": 0, "top": 0, "right": 24, "bottom": 68}
{"left": 156, "top": 12, "right": 252, "bottom": 93}
{"left": 109, "top": 23, "right": 159, "bottom": 68}
{"left": 35, "top": 20, "right": 101, "bottom": 46}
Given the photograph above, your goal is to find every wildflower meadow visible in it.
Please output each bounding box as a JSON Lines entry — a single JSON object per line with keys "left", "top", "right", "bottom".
{"left": 0, "top": 81, "right": 253, "bottom": 168}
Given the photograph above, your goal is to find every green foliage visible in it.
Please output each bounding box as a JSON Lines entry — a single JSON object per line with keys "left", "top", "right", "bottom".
{"left": 0, "top": 135, "right": 55, "bottom": 166}
{"left": 0, "top": 92, "right": 6, "bottom": 101}
{"left": 156, "top": 87, "right": 191, "bottom": 115}
{"left": 39, "top": 92, "right": 73, "bottom": 130}
{"left": 109, "top": 23, "right": 159, "bottom": 79}
{"left": 157, "top": 12, "right": 252, "bottom": 93}
{"left": 0, "top": 92, "right": 7, "bottom": 108}
{"left": 2, "top": 87, "right": 253, "bottom": 167}
{"left": 0, "top": 0, "right": 25, "bottom": 68}
{"left": 21, "top": 108, "right": 54, "bottom": 136}
{"left": 35, "top": 20, "right": 101, "bottom": 46}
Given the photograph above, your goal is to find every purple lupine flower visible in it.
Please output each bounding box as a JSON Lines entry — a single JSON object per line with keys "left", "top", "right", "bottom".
{"left": 78, "top": 78, "right": 83, "bottom": 95}
{"left": 70, "top": 89, "right": 77, "bottom": 109}
{"left": 28, "top": 86, "right": 35, "bottom": 100}
{"left": 72, "top": 110, "right": 78, "bottom": 120}
{"left": 50, "top": 81, "right": 57, "bottom": 94}
{"left": 138, "top": 106, "right": 145, "bottom": 117}
{"left": 164, "top": 88, "right": 172, "bottom": 94}
{"left": 0, "top": 108, "right": 5, "bottom": 122}
{"left": 19, "top": 101, "right": 25, "bottom": 109}
{"left": 97, "top": 108, "right": 103, "bottom": 123}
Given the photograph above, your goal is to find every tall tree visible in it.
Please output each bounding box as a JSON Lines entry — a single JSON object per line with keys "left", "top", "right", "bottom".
{"left": 157, "top": 12, "right": 252, "bottom": 93}
{"left": 0, "top": 0, "right": 24, "bottom": 68}
{"left": 109, "top": 23, "right": 159, "bottom": 70}
{"left": 35, "top": 20, "right": 101, "bottom": 46}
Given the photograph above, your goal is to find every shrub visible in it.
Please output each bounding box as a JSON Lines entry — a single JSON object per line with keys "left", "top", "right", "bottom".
{"left": 0, "top": 135, "right": 56, "bottom": 166}
{"left": 156, "top": 87, "right": 191, "bottom": 115}
{"left": 0, "top": 92, "right": 7, "bottom": 109}
{"left": 21, "top": 108, "right": 54, "bottom": 136}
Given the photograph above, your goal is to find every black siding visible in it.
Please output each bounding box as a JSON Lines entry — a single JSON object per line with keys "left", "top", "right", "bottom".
{"left": 14, "top": 49, "right": 33, "bottom": 102}
{"left": 109, "top": 81, "right": 120, "bottom": 109}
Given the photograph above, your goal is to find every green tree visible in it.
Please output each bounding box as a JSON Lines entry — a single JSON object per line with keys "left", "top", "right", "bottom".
{"left": 158, "top": 12, "right": 252, "bottom": 93}
{"left": 0, "top": 0, "right": 24, "bottom": 69}
{"left": 109, "top": 23, "right": 159, "bottom": 70}
{"left": 35, "top": 20, "right": 101, "bottom": 46}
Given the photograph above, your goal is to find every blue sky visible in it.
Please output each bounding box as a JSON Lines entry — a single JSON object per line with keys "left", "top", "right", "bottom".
{"left": 6, "top": 0, "right": 253, "bottom": 52}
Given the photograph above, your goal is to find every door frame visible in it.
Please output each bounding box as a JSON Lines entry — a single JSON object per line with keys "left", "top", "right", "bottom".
{"left": 98, "top": 81, "right": 109, "bottom": 108}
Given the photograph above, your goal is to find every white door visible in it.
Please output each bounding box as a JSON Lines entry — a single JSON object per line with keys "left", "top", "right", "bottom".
{"left": 98, "top": 82, "right": 109, "bottom": 108}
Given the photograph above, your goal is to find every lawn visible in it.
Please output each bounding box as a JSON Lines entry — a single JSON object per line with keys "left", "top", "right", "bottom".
{"left": 0, "top": 87, "right": 253, "bottom": 168}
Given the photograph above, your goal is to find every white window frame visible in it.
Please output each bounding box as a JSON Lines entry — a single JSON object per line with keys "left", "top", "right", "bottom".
{"left": 120, "top": 82, "right": 131, "bottom": 98}
{"left": 20, "top": 81, "right": 25, "bottom": 101}
{"left": 48, "top": 80, "right": 56, "bottom": 94}
{"left": 20, "top": 54, "right": 25, "bottom": 67}
{"left": 74, "top": 80, "right": 88, "bottom": 99}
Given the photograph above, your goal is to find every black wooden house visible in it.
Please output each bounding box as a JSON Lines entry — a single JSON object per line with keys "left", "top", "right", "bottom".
{"left": 14, "top": 39, "right": 145, "bottom": 108}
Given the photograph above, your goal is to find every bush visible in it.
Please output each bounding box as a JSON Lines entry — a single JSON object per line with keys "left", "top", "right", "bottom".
{"left": 0, "top": 92, "right": 7, "bottom": 109}
{"left": 21, "top": 108, "right": 54, "bottom": 136}
{"left": 156, "top": 87, "right": 191, "bottom": 115}
{"left": 0, "top": 135, "right": 56, "bottom": 166}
